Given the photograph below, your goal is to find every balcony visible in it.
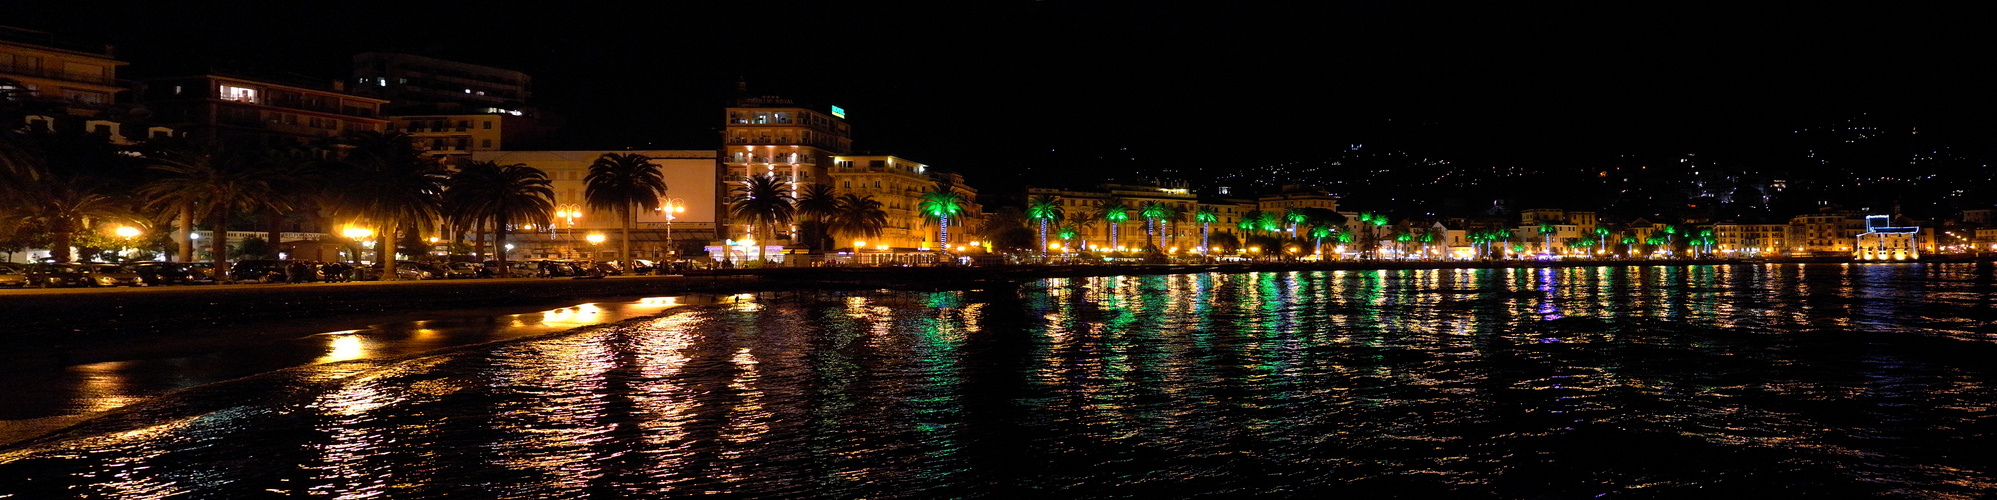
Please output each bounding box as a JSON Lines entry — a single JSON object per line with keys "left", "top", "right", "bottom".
{"left": 0, "top": 65, "right": 114, "bottom": 86}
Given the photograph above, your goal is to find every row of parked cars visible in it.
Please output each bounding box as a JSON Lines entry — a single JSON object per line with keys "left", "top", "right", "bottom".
{"left": 0, "top": 258, "right": 690, "bottom": 288}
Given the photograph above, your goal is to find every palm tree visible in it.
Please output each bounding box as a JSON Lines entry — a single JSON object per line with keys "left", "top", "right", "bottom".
{"left": 828, "top": 193, "right": 887, "bottom": 247}
{"left": 1026, "top": 194, "right": 1064, "bottom": 257}
{"left": 139, "top": 141, "right": 289, "bottom": 279}
{"left": 327, "top": 131, "right": 447, "bottom": 280}
{"left": 795, "top": 183, "right": 840, "bottom": 251}
{"left": 447, "top": 160, "right": 553, "bottom": 277}
{"left": 1538, "top": 221, "right": 1557, "bottom": 255}
{"left": 1282, "top": 208, "right": 1307, "bottom": 236}
{"left": 1194, "top": 207, "right": 1218, "bottom": 253}
{"left": 1309, "top": 225, "right": 1332, "bottom": 256}
{"left": 728, "top": 174, "right": 794, "bottom": 263}
{"left": 584, "top": 153, "right": 666, "bottom": 270}
{"left": 3, "top": 177, "right": 134, "bottom": 263}
{"left": 1595, "top": 226, "right": 1612, "bottom": 257}
{"left": 1138, "top": 201, "right": 1169, "bottom": 249}
{"left": 918, "top": 184, "right": 967, "bottom": 251}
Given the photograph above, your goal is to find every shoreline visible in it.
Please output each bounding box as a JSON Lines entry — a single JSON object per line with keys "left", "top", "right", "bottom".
{"left": 5, "top": 257, "right": 1986, "bottom": 354}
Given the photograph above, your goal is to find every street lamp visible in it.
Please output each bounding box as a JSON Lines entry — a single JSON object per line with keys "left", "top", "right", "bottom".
{"left": 656, "top": 198, "right": 686, "bottom": 261}
{"left": 343, "top": 226, "right": 373, "bottom": 264}
{"left": 114, "top": 226, "right": 140, "bottom": 261}
{"left": 555, "top": 204, "right": 582, "bottom": 258}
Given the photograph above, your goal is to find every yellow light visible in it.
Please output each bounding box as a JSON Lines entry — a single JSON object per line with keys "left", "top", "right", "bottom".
{"left": 343, "top": 226, "right": 373, "bottom": 239}
{"left": 586, "top": 233, "right": 606, "bottom": 244}
{"left": 115, "top": 226, "right": 140, "bottom": 238}
{"left": 877, "top": 244, "right": 888, "bottom": 250}
{"left": 854, "top": 240, "right": 866, "bottom": 248}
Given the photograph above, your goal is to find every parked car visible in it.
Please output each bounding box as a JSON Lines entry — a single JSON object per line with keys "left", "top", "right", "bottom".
{"left": 481, "top": 260, "right": 538, "bottom": 278}
{"left": 441, "top": 261, "right": 482, "bottom": 279}
{"left": 79, "top": 263, "right": 144, "bottom": 287}
{"left": 130, "top": 261, "right": 203, "bottom": 286}
{"left": 231, "top": 260, "right": 291, "bottom": 283}
{"left": 369, "top": 261, "right": 438, "bottom": 280}
{"left": 25, "top": 263, "right": 91, "bottom": 288}
{"left": 0, "top": 264, "right": 27, "bottom": 287}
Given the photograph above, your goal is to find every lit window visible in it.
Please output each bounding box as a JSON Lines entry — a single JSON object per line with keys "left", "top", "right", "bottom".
{"left": 219, "top": 84, "right": 258, "bottom": 103}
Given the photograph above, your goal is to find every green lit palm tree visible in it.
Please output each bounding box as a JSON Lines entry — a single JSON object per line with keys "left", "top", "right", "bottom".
{"left": 1538, "top": 221, "right": 1557, "bottom": 255}
{"left": 919, "top": 184, "right": 967, "bottom": 250}
{"left": 1097, "top": 199, "right": 1130, "bottom": 250}
{"left": 1595, "top": 226, "right": 1612, "bottom": 257}
{"left": 728, "top": 174, "right": 794, "bottom": 262}
{"left": 1139, "top": 201, "right": 1169, "bottom": 249}
{"left": 585, "top": 153, "right": 666, "bottom": 269}
{"left": 1026, "top": 194, "right": 1064, "bottom": 257}
{"left": 1309, "top": 225, "right": 1333, "bottom": 256}
{"left": 1194, "top": 207, "right": 1218, "bottom": 252}
{"left": 446, "top": 160, "right": 553, "bottom": 277}
{"left": 1283, "top": 208, "right": 1307, "bottom": 236}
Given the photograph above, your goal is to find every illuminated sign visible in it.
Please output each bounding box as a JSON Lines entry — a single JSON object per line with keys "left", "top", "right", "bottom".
{"left": 831, "top": 105, "right": 846, "bottom": 119}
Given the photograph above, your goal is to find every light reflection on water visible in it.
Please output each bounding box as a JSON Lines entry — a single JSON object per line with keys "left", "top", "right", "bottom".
{"left": 4, "top": 264, "right": 1997, "bottom": 498}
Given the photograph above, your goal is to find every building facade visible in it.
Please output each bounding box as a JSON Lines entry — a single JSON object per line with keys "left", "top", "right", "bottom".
{"left": 722, "top": 95, "right": 853, "bottom": 244}
{"left": 471, "top": 150, "right": 719, "bottom": 261}
{"left": 1, "top": 28, "right": 125, "bottom": 116}
{"left": 144, "top": 74, "right": 386, "bottom": 145}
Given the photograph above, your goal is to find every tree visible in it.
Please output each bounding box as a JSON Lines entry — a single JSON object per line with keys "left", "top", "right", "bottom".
{"left": 1194, "top": 208, "right": 1218, "bottom": 253}
{"left": 728, "top": 174, "right": 794, "bottom": 262}
{"left": 1282, "top": 208, "right": 1308, "bottom": 236}
{"left": 1538, "top": 221, "right": 1557, "bottom": 255}
{"left": 795, "top": 183, "right": 840, "bottom": 251}
{"left": 919, "top": 184, "right": 967, "bottom": 250}
{"left": 1139, "top": 201, "right": 1170, "bottom": 249}
{"left": 446, "top": 160, "right": 553, "bottom": 277}
{"left": 585, "top": 153, "right": 666, "bottom": 270}
{"left": 828, "top": 193, "right": 888, "bottom": 247}
{"left": 1026, "top": 194, "right": 1064, "bottom": 257}
{"left": 139, "top": 141, "right": 290, "bottom": 279}
{"left": 2, "top": 177, "right": 134, "bottom": 263}
{"left": 326, "top": 131, "right": 447, "bottom": 280}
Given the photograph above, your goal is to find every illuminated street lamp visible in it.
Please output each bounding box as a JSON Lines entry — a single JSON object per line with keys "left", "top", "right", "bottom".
{"left": 343, "top": 226, "right": 374, "bottom": 264}
{"left": 656, "top": 198, "right": 686, "bottom": 260}
{"left": 555, "top": 204, "right": 582, "bottom": 258}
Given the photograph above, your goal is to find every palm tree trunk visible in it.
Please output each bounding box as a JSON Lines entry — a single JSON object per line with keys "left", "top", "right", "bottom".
{"left": 211, "top": 216, "right": 230, "bottom": 281}
{"left": 494, "top": 213, "right": 511, "bottom": 278}
{"left": 471, "top": 217, "right": 488, "bottom": 261}
{"left": 378, "top": 219, "right": 397, "bottom": 281}
{"left": 264, "top": 209, "right": 284, "bottom": 260}
{"left": 620, "top": 205, "right": 633, "bottom": 271}
{"left": 176, "top": 205, "right": 194, "bottom": 263}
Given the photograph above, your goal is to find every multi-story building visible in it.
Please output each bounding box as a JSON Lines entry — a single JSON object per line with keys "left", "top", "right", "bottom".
{"left": 1713, "top": 222, "right": 1790, "bottom": 256}
{"left": 353, "top": 53, "right": 550, "bottom": 159}
{"left": 144, "top": 73, "right": 387, "bottom": 145}
{"left": 471, "top": 150, "right": 719, "bottom": 262}
{"left": 827, "top": 154, "right": 976, "bottom": 250}
{"left": 1027, "top": 182, "right": 1201, "bottom": 251}
{"left": 352, "top": 53, "right": 530, "bottom": 114}
{"left": 722, "top": 94, "right": 853, "bottom": 243}
{"left": 1786, "top": 211, "right": 1864, "bottom": 256}
{"left": 385, "top": 113, "right": 551, "bottom": 162}
{"left": 1854, "top": 215, "right": 1921, "bottom": 261}
{"left": 1257, "top": 185, "right": 1338, "bottom": 214}
{"left": 1, "top": 27, "right": 125, "bottom": 116}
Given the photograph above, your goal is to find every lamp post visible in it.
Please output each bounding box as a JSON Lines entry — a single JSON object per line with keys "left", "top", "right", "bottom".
{"left": 656, "top": 198, "right": 685, "bottom": 263}
{"left": 342, "top": 226, "right": 374, "bottom": 265}
{"left": 114, "top": 226, "right": 141, "bottom": 262}
{"left": 554, "top": 204, "right": 581, "bottom": 258}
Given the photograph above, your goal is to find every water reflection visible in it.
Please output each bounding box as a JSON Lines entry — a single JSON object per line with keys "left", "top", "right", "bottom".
{"left": 6, "top": 265, "right": 1997, "bottom": 498}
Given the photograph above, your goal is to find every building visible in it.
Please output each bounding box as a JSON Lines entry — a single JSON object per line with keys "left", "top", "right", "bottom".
{"left": 827, "top": 154, "right": 983, "bottom": 251}
{"left": 1257, "top": 185, "right": 1339, "bottom": 214}
{"left": 385, "top": 113, "right": 551, "bottom": 160}
{"left": 1, "top": 26, "right": 126, "bottom": 116}
{"left": 352, "top": 52, "right": 531, "bottom": 114}
{"left": 354, "top": 53, "right": 551, "bottom": 158}
{"left": 1026, "top": 182, "right": 1201, "bottom": 251}
{"left": 722, "top": 94, "right": 853, "bottom": 244}
{"left": 143, "top": 73, "right": 387, "bottom": 145}
{"left": 1854, "top": 215, "right": 1920, "bottom": 261}
{"left": 1786, "top": 211, "right": 1863, "bottom": 256}
{"left": 471, "top": 150, "right": 719, "bottom": 262}
{"left": 1713, "top": 222, "right": 1789, "bottom": 256}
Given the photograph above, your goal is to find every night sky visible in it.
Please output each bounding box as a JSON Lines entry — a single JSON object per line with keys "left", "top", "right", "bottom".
{"left": 13, "top": 2, "right": 1996, "bottom": 186}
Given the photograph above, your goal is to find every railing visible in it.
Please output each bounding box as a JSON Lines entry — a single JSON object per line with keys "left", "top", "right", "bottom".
{"left": 0, "top": 65, "right": 114, "bottom": 85}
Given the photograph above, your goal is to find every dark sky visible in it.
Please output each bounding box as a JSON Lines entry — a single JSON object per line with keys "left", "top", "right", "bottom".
{"left": 13, "top": 2, "right": 1996, "bottom": 182}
